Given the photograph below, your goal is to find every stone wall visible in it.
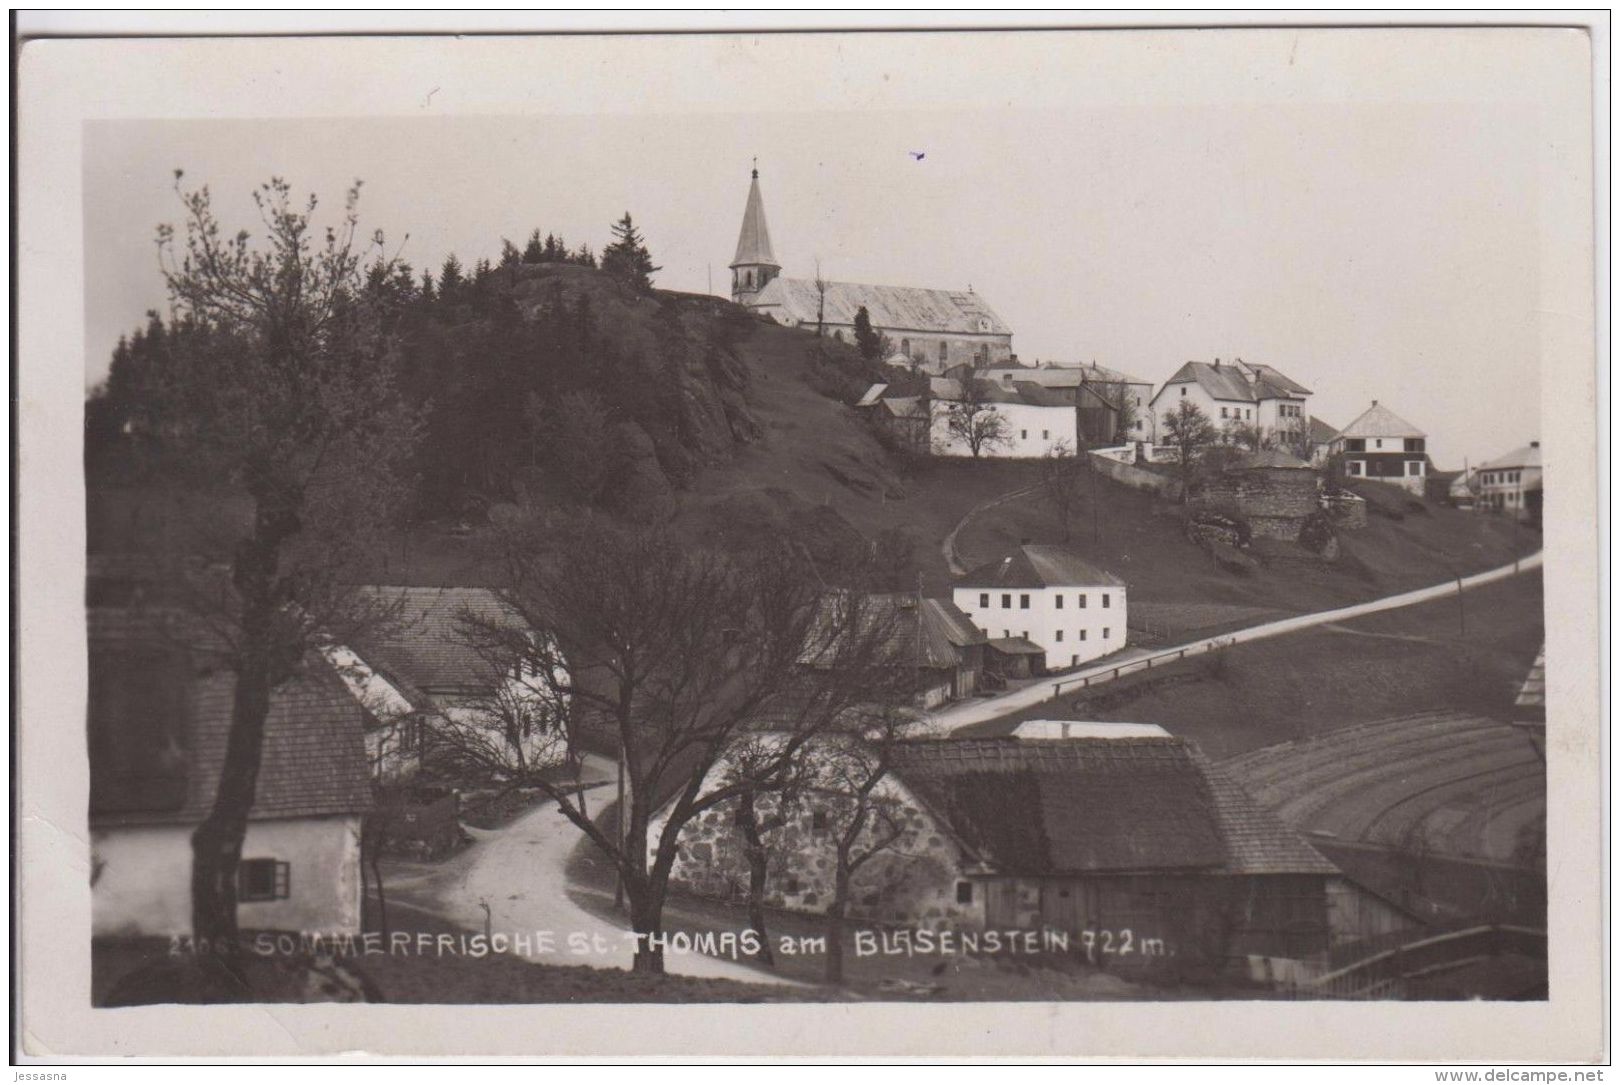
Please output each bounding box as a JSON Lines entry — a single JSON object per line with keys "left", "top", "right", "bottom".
{"left": 662, "top": 776, "right": 981, "bottom": 931}
{"left": 1320, "top": 492, "right": 1368, "bottom": 530}
{"left": 1088, "top": 449, "right": 1184, "bottom": 501}
{"left": 1191, "top": 467, "right": 1320, "bottom": 542}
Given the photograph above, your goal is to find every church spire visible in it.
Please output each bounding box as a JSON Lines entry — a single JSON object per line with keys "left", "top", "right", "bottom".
{"left": 729, "top": 163, "right": 780, "bottom": 304}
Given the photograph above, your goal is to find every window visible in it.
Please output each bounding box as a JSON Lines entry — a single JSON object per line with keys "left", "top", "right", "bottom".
{"left": 1180, "top": 386, "right": 1187, "bottom": 397}
{"left": 1003, "top": 629, "right": 1010, "bottom": 639}
{"left": 1080, "top": 629, "right": 1087, "bottom": 641}
{"left": 901, "top": 338, "right": 910, "bottom": 354}
{"left": 956, "top": 881, "right": 974, "bottom": 905}
{"left": 1346, "top": 461, "right": 1363, "bottom": 476}
{"left": 238, "top": 859, "right": 290, "bottom": 903}
{"left": 1071, "top": 654, "right": 1078, "bottom": 665}
{"left": 1103, "top": 627, "right": 1111, "bottom": 639}
{"left": 1407, "top": 461, "right": 1422, "bottom": 476}
{"left": 1079, "top": 594, "right": 1087, "bottom": 608}
{"left": 1102, "top": 594, "right": 1111, "bottom": 609}
{"left": 939, "top": 342, "right": 948, "bottom": 362}
{"left": 1055, "top": 596, "right": 1064, "bottom": 610}
{"left": 1374, "top": 438, "right": 1383, "bottom": 449}
{"left": 1055, "top": 630, "right": 1064, "bottom": 642}
{"left": 979, "top": 592, "right": 990, "bottom": 608}
{"left": 1019, "top": 594, "right": 1030, "bottom": 609}
{"left": 1042, "top": 430, "right": 1049, "bottom": 440}
{"left": 1220, "top": 407, "right": 1229, "bottom": 419}
{"left": 1001, "top": 593, "right": 1011, "bottom": 609}
{"left": 1245, "top": 409, "right": 1252, "bottom": 420}
{"left": 1346, "top": 438, "right": 1365, "bottom": 452}
{"left": 1405, "top": 438, "right": 1425, "bottom": 452}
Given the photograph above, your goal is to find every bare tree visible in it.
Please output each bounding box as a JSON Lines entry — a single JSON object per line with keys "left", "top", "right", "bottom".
{"left": 125, "top": 175, "right": 420, "bottom": 948}
{"left": 813, "top": 258, "right": 829, "bottom": 339}
{"left": 1162, "top": 399, "right": 1216, "bottom": 498}
{"left": 1112, "top": 382, "right": 1140, "bottom": 445}
{"left": 1040, "top": 441, "right": 1085, "bottom": 540}
{"left": 942, "top": 379, "right": 1012, "bottom": 458}
{"left": 448, "top": 511, "right": 908, "bottom": 973}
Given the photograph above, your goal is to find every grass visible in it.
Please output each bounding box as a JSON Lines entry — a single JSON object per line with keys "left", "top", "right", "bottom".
{"left": 957, "top": 568, "right": 1544, "bottom": 762}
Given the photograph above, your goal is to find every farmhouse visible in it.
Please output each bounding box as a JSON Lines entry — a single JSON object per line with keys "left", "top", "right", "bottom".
{"left": 728, "top": 166, "right": 1014, "bottom": 369}
{"left": 924, "top": 378, "right": 1079, "bottom": 459}
{"left": 1149, "top": 358, "right": 1311, "bottom": 447}
{"left": 350, "top": 586, "right": 568, "bottom": 774}
{"left": 980, "top": 362, "right": 1154, "bottom": 447}
{"left": 1476, "top": 441, "right": 1542, "bottom": 524}
{"left": 1330, "top": 401, "right": 1429, "bottom": 496}
{"left": 659, "top": 726, "right": 1360, "bottom": 976}
{"left": 89, "top": 609, "right": 371, "bottom": 938}
{"left": 952, "top": 544, "right": 1126, "bottom": 671}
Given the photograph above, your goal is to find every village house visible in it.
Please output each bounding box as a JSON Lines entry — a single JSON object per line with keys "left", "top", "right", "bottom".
{"left": 922, "top": 377, "right": 1079, "bottom": 459}
{"left": 951, "top": 544, "right": 1127, "bottom": 672}
{"left": 1329, "top": 401, "right": 1430, "bottom": 496}
{"left": 1148, "top": 358, "right": 1312, "bottom": 448}
{"left": 799, "top": 592, "right": 988, "bottom": 709}
{"left": 728, "top": 166, "right": 1014, "bottom": 369}
{"left": 979, "top": 362, "right": 1155, "bottom": 447}
{"left": 1306, "top": 416, "right": 1340, "bottom": 466}
{"left": 1476, "top": 441, "right": 1543, "bottom": 525}
{"left": 657, "top": 725, "right": 1368, "bottom": 978}
{"left": 350, "top": 586, "right": 569, "bottom": 776}
{"left": 89, "top": 608, "right": 372, "bottom": 938}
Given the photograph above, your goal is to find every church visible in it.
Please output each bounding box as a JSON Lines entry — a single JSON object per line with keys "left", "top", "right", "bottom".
{"left": 727, "top": 167, "right": 1014, "bottom": 372}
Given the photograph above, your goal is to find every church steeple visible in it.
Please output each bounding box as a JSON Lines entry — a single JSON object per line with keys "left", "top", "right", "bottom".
{"left": 729, "top": 161, "right": 780, "bottom": 304}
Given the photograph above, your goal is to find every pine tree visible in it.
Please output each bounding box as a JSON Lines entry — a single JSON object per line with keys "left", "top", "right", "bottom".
{"left": 523, "top": 229, "right": 545, "bottom": 264}
{"left": 853, "top": 306, "right": 883, "bottom": 361}
{"left": 601, "top": 212, "right": 660, "bottom": 291}
{"left": 438, "top": 254, "right": 464, "bottom": 304}
{"left": 419, "top": 268, "right": 436, "bottom": 302}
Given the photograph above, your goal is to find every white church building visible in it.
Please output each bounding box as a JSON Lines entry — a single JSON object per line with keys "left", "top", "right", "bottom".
{"left": 727, "top": 166, "right": 1014, "bottom": 371}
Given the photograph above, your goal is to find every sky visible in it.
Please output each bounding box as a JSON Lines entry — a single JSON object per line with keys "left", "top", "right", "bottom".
{"left": 84, "top": 99, "right": 1543, "bottom": 470}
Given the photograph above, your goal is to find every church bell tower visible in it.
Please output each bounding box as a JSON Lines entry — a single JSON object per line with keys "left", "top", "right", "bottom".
{"left": 729, "top": 163, "right": 781, "bottom": 305}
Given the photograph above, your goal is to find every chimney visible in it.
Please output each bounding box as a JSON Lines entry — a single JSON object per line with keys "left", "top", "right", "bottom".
{"left": 1213, "top": 357, "right": 1221, "bottom": 368}
{"left": 1372, "top": 399, "right": 1378, "bottom": 407}
{"left": 1531, "top": 440, "right": 1540, "bottom": 448}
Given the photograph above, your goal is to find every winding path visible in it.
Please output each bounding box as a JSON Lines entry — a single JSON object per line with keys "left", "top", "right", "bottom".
{"left": 930, "top": 550, "right": 1543, "bottom": 733}
{"left": 941, "top": 480, "right": 1046, "bottom": 576}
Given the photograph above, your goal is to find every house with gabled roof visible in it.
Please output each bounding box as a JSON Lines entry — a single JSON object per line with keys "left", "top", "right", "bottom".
{"left": 979, "top": 362, "right": 1155, "bottom": 446}
{"left": 349, "top": 586, "right": 569, "bottom": 777}
{"left": 798, "top": 592, "right": 988, "bottom": 709}
{"left": 1476, "top": 441, "right": 1542, "bottom": 524}
{"left": 951, "top": 544, "right": 1127, "bottom": 672}
{"left": 1329, "top": 400, "right": 1430, "bottom": 496}
{"left": 656, "top": 725, "right": 1360, "bottom": 976}
{"left": 89, "top": 609, "right": 372, "bottom": 938}
{"left": 1148, "top": 358, "right": 1312, "bottom": 448}
{"left": 919, "top": 379, "right": 1080, "bottom": 459}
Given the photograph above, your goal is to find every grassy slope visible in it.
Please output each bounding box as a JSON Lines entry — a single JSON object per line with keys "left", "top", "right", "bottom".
{"left": 958, "top": 569, "right": 1544, "bottom": 762}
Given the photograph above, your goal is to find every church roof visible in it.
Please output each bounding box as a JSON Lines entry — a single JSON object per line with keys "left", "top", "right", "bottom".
{"left": 755, "top": 276, "right": 1011, "bottom": 336}
{"left": 1335, "top": 401, "right": 1427, "bottom": 440}
{"left": 730, "top": 172, "right": 778, "bottom": 270}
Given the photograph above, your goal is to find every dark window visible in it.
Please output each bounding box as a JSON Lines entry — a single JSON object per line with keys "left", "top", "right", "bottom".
{"left": 1021, "top": 430, "right": 1028, "bottom": 440}
{"left": 901, "top": 338, "right": 910, "bottom": 354}
{"left": 938, "top": 342, "right": 948, "bottom": 362}
{"left": 1079, "top": 594, "right": 1087, "bottom": 608}
{"left": 1104, "top": 627, "right": 1111, "bottom": 639}
{"left": 1001, "top": 593, "right": 1012, "bottom": 609}
{"left": 1055, "top": 596, "right": 1064, "bottom": 609}
{"left": 1102, "top": 594, "right": 1111, "bottom": 609}
{"left": 979, "top": 592, "right": 990, "bottom": 608}
{"left": 1055, "top": 630, "right": 1064, "bottom": 642}
{"left": 955, "top": 881, "right": 974, "bottom": 905}
{"left": 1019, "top": 594, "right": 1030, "bottom": 609}
{"left": 238, "top": 859, "right": 290, "bottom": 902}
{"left": 1346, "top": 438, "right": 1365, "bottom": 452}
{"left": 1220, "top": 407, "right": 1228, "bottom": 419}
{"left": 1180, "top": 386, "right": 1187, "bottom": 396}
{"left": 1080, "top": 630, "right": 1087, "bottom": 641}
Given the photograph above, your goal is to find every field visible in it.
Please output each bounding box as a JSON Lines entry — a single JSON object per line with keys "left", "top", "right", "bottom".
{"left": 957, "top": 568, "right": 1544, "bottom": 762}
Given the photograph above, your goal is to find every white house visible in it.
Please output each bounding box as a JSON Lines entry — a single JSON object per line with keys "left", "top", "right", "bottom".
{"left": 1149, "top": 358, "right": 1311, "bottom": 447}
{"left": 979, "top": 362, "right": 1155, "bottom": 446}
{"left": 1476, "top": 441, "right": 1543, "bottom": 523}
{"left": 951, "top": 544, "right": 1127, "bottom": 670}
{"left": 90, "top": 610, "right": 370, "bottom": 938}
{"left": 1329, "top": 401, "right": 1430, "bottom": 495}
{"left": 924, "top": 379, "right": 1078, "bottom": 459}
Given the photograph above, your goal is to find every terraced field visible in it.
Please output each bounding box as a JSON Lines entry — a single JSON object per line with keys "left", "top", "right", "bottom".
{"left": 1221, "top": 712, "right": 1544, "bottom": 867}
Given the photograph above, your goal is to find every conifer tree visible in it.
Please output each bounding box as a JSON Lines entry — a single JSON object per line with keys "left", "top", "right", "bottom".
{"left": 523, "top": 229, "right": 545, "bottom": 264}
{"left": 853, "top": 306, "right": 883, "bottom": 361}
{"left": 601, "top": 212, "right": 660, "bottom": 291}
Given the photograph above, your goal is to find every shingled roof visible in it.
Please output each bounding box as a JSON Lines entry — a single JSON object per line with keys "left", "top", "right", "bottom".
{"left": 350, "top": 586, "right": 526, "bottom": 695}
{"left": 889, "top": 737, "right": 1226, "bottom": 874}
{"left": 730, "top": 171, "right": 778, "bottom": 269}
{"left": 1161, "top": 360, "right": 1312, "bottom": 404}
{"left": 89, "top": 609, "right": 372, "bottom": 827}
{"left": 888, "top": 736, "right": 1337, "bottom": 877}
{"left": 1335, "top": 401, "right": 1426, "bottom": 440}
{"left": 800, "top": 593, "right": 986, "bottom": 672}
{"left": 956, "top": 545, "right": 1124, "bottom": 590}
{"left": 757, "top": 277, "right": 1011, "bottom": 336}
